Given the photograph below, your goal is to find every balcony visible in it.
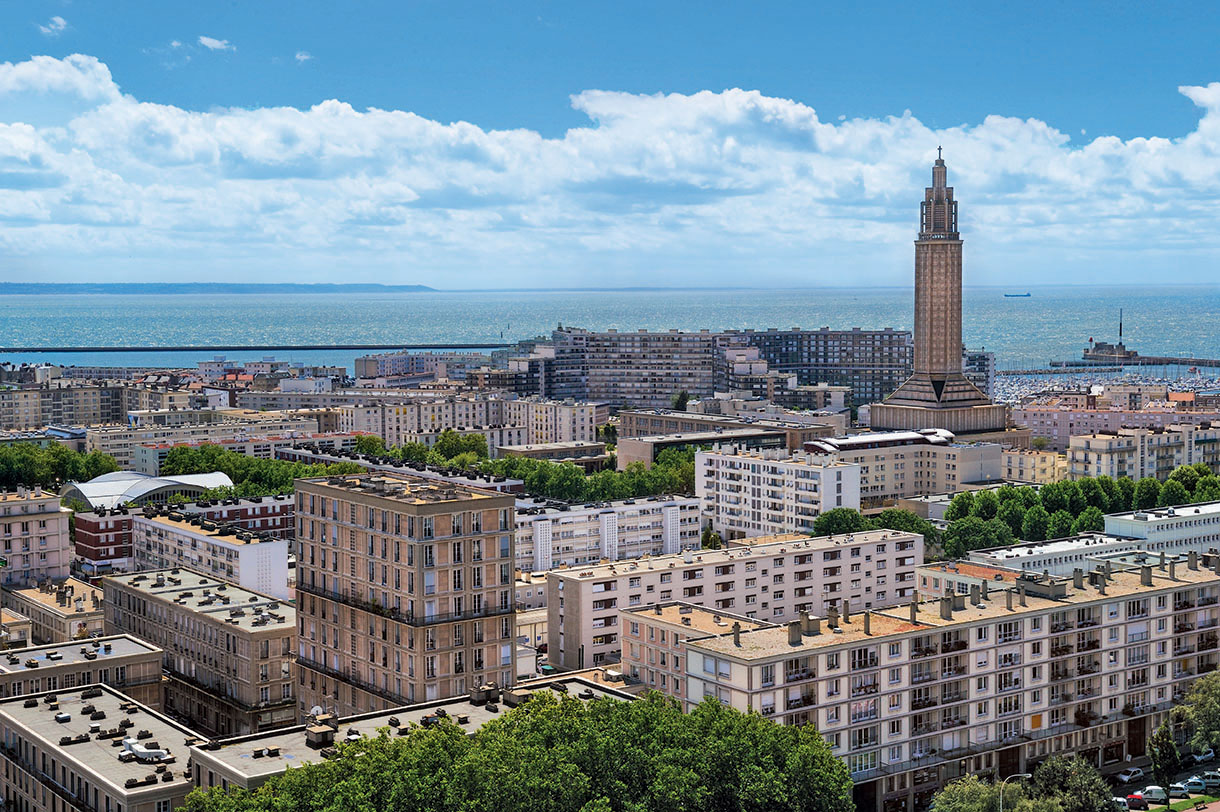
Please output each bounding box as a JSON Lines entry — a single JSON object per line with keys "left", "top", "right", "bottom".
{"left": 1176, "top": 622, "right": 1197, "bottom": 634}
{"left": 1050, "top": 644, "right": 1074, "bottom": 658}
{"left": 785, "top": 668, "right": 815, "bottom": 683}
{"left": 852, "top": 656, "right": 880, "bottom": 670}
{"left": 1050, "top": 621, "right": 1076, "bottom": 633}
{"left": 998, "top": 679, "right": 1023, "bottom": 693}
{"left": 1078, "top": 639, "right": 1101, "bottom": 652}
{"left": 942, "top": 640, "right": 968, "bottom": 653}
{"left": 911, "top": 696, "right": 938, "bottom": 711}
{"left": 851, "top": 682, "right": 880, "bottom": 698}
{"left": 1175, "top": 601, "right": 1197, "bottom": 612}
{"left": 297, "top": 654, "right": 409, "bottom": 707}
{"left": 911, "top": 671, "right": 937, "bottom": 685}
{"left": 911, "top": 645, "right": 940, "bottom": 659}
{"left": 941, "top": 665, "right": 967, "bottom": 678}
{"left": 1077, "top": 617, "right": 1099, "bottom": 628}
{"left": 1203, "top": 634, "right": 1220, "bottom": 652}
{"left": 941, "top": 690, "right": 968, "bottom": 704}
{"left": 1201, "top": 595, "right": 1219, "bottom": 607}
{"left": 940, "top": 717, "right": 966, "bottom": 729}
{"left": 786, "top": 694, "right": 818, "bottom": 711}
{"left": 298, "top": 582, "right": 514, "bottom": 626}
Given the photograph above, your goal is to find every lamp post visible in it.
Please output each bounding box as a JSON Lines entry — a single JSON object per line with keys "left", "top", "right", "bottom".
{"left": 999, "top": 772, "right": 1033, "bottom": 812}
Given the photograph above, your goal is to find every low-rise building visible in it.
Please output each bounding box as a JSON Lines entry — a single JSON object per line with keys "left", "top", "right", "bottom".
{"left": 0, "top": 609, "right": 31, "bottom": 648}
{"left": 547, "top": 530, "right": 922, "bottom": 670}
{"left": 86, "top": 413, "right": 321, "bottom": 468}
{"left": 1002, "top": 448, "right": 1067, "bottom": 484}
{"left": 617, "top": 408, "right": 837, "bottom": 452}
{"left": 514, "top": 495, "right": 700, "bottom": 573}
{"left": 0, "top": 684, "right": 203, "bottom": 812}
{"left": 130, "top": 511, "right": 291, "bottom": 600}
{"left": 619, "top": 428, "right": 788, "bottom": 471}
{"left": 696, "top": 447, "right": 861, "bottom": 539}
{"left": 0, "top": 635, "right": 163, "bottom": 707}
{"left": 916, "top": 560, "right": 1024, "bottom": 599}
{"left": 2, "top": 578, "right": 104, "bottom": 643}
{"left": 60, "top": 470, "right": 235, "bottom": 511}
{"left": 132, "top": 431, "right": 363, "bottom": 476}
{"left": 1105, "top": 500, "right": 1220, "bottom": 550}
{"left": 1068, "top": 425, "right": 1220, "bottom": 481}
{"left": 966, "top": 533, "right": 1158, "bottom": 576}
{"left": 496, "top": 441, "right": 610, "bottom": 471}
{"left": 104, "top": 569, "right": 297, "bottom": 736}
{"left": 0, "top": 487, "right": 72, "bottom": 587}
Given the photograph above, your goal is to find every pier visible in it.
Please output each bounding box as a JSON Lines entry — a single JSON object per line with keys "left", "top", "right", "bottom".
{"left": 0, "top": 343, "right": 513, "bottom": 354}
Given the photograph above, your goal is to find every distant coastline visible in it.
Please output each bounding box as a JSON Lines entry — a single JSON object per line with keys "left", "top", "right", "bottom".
{"left": 0, "top": 282, "right": 435, "bottom": 295}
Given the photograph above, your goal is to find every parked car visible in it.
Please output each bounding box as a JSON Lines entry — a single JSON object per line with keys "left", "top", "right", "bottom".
{"left": 1168, "top": 783, "right": 1190, "bottom": 799}
{"left": 1185, "top": 777, "right": 1208, "bottom": 795}
{"left": 1137, "top": 786, "right": 1169, "bottom": 804}
{"left": 1201, "top": 771, "right": 1220, "bottom": 792}
{"left": 1125, "top": 794, "right": 1148, "bottom": 811}
{"left": 1118, "top": 768, "right": 1146, "bottom": 785}
{"left": 1112, "top": 797, "right": 1130, "bottom": 811}
{"left": 1196, "top": 749, "right": 1217, "bottom": 765}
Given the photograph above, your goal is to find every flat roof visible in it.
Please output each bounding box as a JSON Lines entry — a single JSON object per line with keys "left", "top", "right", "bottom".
{"left": 626, "top": 428, "right": 785, "bottom": 444}
{"left": 0, "top": 635, "right": 159, "bottom": 673}
{"left": 134, "top": 514, "right": 285, "bottom": 546}
{"left": 973, "top": 533, "right": 1140, "bottom": 561}
{"left": 0, "top": 490, "right": 63, "bottom": 504}
{"left": 104, "top": 570, "right": 293, "bottom": 632}
{"left": 497, "top": 441, "right": 605, "bottom": 451}
{"left": 623, "top": 602, "right": 776, "bottom": 636}
{"left": 553, "top": 530, "right": 918, "bottom": 581}
{"left": 918, "top": 562, "right": 1022, "bottom": 583}
{"left": 0, "top": 608, "right": 29, "bottom": 625}
{"left": 0, "top": 685, "right": 201, "bottom": 795}
{"left": 1108, "top": 501, "right": 1220, "bottom": 521}
{"left": 514, "top": 494, "right": 696, "bottom": 516}
{"left": 7, "top": 578, "right": 103, "bottom": 616}
{"left": 299, "top": 473, "right": 506, "bottom": 505}
{"left": 192, "top": 676, "right": 633, "bottom": 781}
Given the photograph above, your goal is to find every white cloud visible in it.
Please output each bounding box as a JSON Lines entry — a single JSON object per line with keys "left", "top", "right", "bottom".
{"left": 170, "top": 40, "right": 182, "bottom": 49}
{"left": 38, "top": 16, "right": 67, "bottom": 37}
{"left": 2, "top": 54, "right": 1220, "bottom": 286}
{"left": 295, "top": 51, "right": 312, "bottom": 63}
{"left": 197, "top": 36, "right": 234, "bottom": 52}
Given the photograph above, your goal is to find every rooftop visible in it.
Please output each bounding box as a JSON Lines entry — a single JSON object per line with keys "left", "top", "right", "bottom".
{"left": 917, "top": 561, "right": 1022, "bottom": 583}
{"left": 697, "top": 445, "right": 857, "bottom": 467}
{"left": 300, "top": 473, "right": 506, "bottom": 505}
{"left": 0, "top": 685, "right": 202, "bottom": 795}
{"left": 622, "top": 427, "right": 786, "bottom": 444}
{"left": 552, "top": 530, "right": 918, "bottom": 580}
{"left": 103, "top": 570, "right": 294, "bottom": 632}
{"left": 7, "top": 577, "right": 103, "bottom": 616}
{"left": 973, "top": 533, "right": 1144, "bottom": 562}
{"left": 0, "top": 635, "right": 159, "bottom": 673}
{"left": 134, "top": 513, "right": 286, "bottom": 546}
{"left": 622, "top": 601, "right": 777, "bottom": 636}
{"left": 0, "top": 488, "right": 63, "bottom": 505}
{"left": 497, "top": 441, "right": 606, "bottom": 452}
{"left": 514, "top": 493, "right": 696, "bottom": 517}
{"left": 191, "top": 676, "right": 633, "bottom": 781}
{"left": 1108, "top": 500, "right": 1220, "bottom": 522}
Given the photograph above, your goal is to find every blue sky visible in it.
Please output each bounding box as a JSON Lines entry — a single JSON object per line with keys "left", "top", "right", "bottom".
{"left": 1, "top": 0, "right": 1220, "bottom": 288}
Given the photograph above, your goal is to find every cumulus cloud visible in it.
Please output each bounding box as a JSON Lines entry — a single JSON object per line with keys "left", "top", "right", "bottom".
{"left": 295, "top": 51, "right": 312, "bottom": 63}
{"left": 38, "top": 16, "right": 67, "bottom": 37}
{"left": 1, "top": 54, "right": 1220, "bottom": 286}
{"left": 198, "top": 36, "right": 234, "bottom": 52}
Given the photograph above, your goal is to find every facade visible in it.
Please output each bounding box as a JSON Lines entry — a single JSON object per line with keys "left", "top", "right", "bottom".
{"left": 294, "top": 474, "right": 518, "bottom": 716}
{"left": 2, "top": 578, "right": 105, "bottom": 644}
{"left": 966, "top": 533, "right": 1177, "bottom": 576}
{"left": 1105, "top": 500, "right": 1220, "bottom": 550}
{"left": 130, "top": 512, "right": 291, "bottom": 600}
{"left": 85, "top": 414, "right": 320, "bottom": 467}
{"left": 1067, "top": 424, "right": 1220, "bottom": 481}
{"left": 962, "top": 348, "right": 996, "bottom": 399}
{"left": 0, "top": 684, "right": 203, "bottom": 812}
{"left": 683, "top": 559, "right": 1218, "bottom": 812}
{"left": 617, "top": 428, "right": 788, "bottom": 470}
{"left": 1002, "top": 448, "right": 1068, "bottom": 484}
{"left": 132, "top": 431, "right": 362, "bottom": 476}
{"left": 1014, "top": 404, "right": 1220, "bottom": 453}
{"left": 73, "top": 495, "right": 295, "bottom": 576}
{"left": 514, "top": 495, "right": 701, "bottom": 573}
{"left": 0, "top": 383, "right": 127, "bottom": 431}
{"left": 547, "top": 530, "right": 922, "bottom": 670}
{"left": 696, "top": 447, "right": 862, "bottom": 538}
{"left": 0, "top": 609, "right": 31, "bottom": 648}
{"left": 496, "top": 441, "right": 610, "bottom": 471}
{"left": 0, "top": 487, "right": 72, "bottom": 587}
{"left": 104, "top": 569, "right": 297, "bottom": 736}
{"left": 617, "top": 408, "right": 837, "bottom": 451}
{"left": 0, "top": 635, "right": 163, "bottom": 707}
{"left": 871, "top": 155, "right": 1009, "bottom": 436}
{"left": 60, "top": 470, "right": 235, "bottom": 511}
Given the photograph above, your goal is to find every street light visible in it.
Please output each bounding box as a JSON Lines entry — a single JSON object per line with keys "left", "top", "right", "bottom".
{"left": 999, "top": 773, "right": 1033, "bottom": 812}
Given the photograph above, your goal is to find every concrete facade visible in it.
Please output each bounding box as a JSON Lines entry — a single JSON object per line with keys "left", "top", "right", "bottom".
{"left": 0, "top": 487, "right": 72, "bottom": 587}
{"left": 1067, "top": 424, "right": 1220, "bottom": 481}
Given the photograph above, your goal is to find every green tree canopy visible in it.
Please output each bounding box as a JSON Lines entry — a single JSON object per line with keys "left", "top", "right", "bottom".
{"left": 943, "top": 516, "right": 1005, "bottom": 558}
{"left": 971, "top": 490, "right": 1000, "bottom": 521}
{"left": 1029, "top": 756, "right": 1113, "bottom": 812}
{"left": 1038, "top": 482, "right": 1070, "bottom": 515}
{"left": 1149, "top": 721, "right": 1181, "bottom": 807}
{"left": 1070, "top": 506, "right": 1105, "bottom": 535}
{"left": 945, "top": 491, "right": 975, "bottom": 523}
{"left": 1047, "top": 509, "right": 1075, "bottom": 540}
{"left": 0, "top": 442, "right": 119, "bottom": 490}
{"left": 1158, "top": 478, "right": 1190, "bottom": 507}
{"left": 670, "top": 390, "right": 690, "bottom": 411}
{"left": 1021, "top": 505, "right": 1051, "bottom": 542}
{"left": 160, "top": 444, "right": 362, "bottom": 496}
{"left": 1115, "top": 477, "right": 1137, "bottom": 511}
{"left": 812, "top": 508, "right": 874, "bottom": 537}
{"left": 997, "top": 500, "right": 1027, "bottom": 537}
{"left": 929, "top": 774, "right": 1060, "bottom": 812}
{"left": 872, "top": 508, "right": 940, "bottom": 544}
{"left": 353, "top": 435, "right": 387, "bottom": 455}
{"left": 1180, "top": 670, "right": 1220, "bottom": 753}
{"left": 1134, "top": 477, "right": 1163, "bottom": 510}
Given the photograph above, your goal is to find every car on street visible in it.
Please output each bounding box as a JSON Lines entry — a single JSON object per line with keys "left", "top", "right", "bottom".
{"left": 1112, "top": 797, "right": 1129, "bottom": 811}
{"left": 1125, "top": 794, "right": 1147, "bottom": 811}
{"left": 1195, "top": 749, "right": 1217, "bottom": 765}
{"left": 1168, "top": 783, "right": 1190, "bottom": 799}
{"left": 1184, "top": 777, "right": 1208, "bottom": 795}
{"left": 1130, "top": 786, "right": 1168, "bottom": 805}
{"left": 1118, "top": 768, "right": 1146, "bottom": 785}
{"left": 1201, "top": 771, "right": 1220, "bottom": 792}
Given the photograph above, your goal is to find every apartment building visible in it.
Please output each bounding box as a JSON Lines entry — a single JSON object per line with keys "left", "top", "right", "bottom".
{"left": 619, "top": 428, "right": 788, "bottom": 471}
{"left": 132, "top": 431, "right": 362, "bottom": 475}
{"left": 1002, "top": 448, "right": 1067, "bottom": 484}
{"left": 353, "top": 350, "right": 493, "bottom": 380}
{"left": 1014, "top": 403, "right": 1220, "bottom": 452}
{"left": 131, "top": 511, "right": 291, "bottom": 600}
{"left": 962, "top": 348, "right": 997, "bottom": 399}
{"left": 547, "top": 530, "right": 922, "bottom": 670}
{"left": 618, "top": 408, "right": 838, "bottom": 452}
{"left": 620, "top": 602, "right": 775, "bottom": 696}
{"left": 0, "top": 635, "right": 162, "bottom": 707}
{"left": 683, "top": 557, "right": 1220, "bottom": 812}
{"left": 804, "top": 430, "right": 1004, "bottom": 510}
{"left": 1068, "top": 425, "right": 1220, "bottom": 481}
{"left": 497, "top": 441, "right": 610, "bottom": 471}
{"left": 74, "top": 495, "right": 295, "bottom": 576}
{"left": 0, "top": 684, "right": 204, "bottom": 812}
{"left": 0, "top": 487, "right": 72, "bottom": 587}
{"left": 86, "top": 414, "right": 321, "bottom": 467}
{"left": 0, "top": 383, "right": 124, "bottom": 430}
{"left": 514, "top": 495, "right": 700, "bottom": 573}
{"left": 0, "top": 609, "right": 31, "bottom": 648}
{"left": 294, "top": 474, "right": 518, "bottom": 716}
{"left": 696, "top": 448, "right": 862, "bottom": 539}
{"left": 966, "top": 534, "right": 1192, "bottom": 577}
{"left": 2, "top": 578, "right": 104, "bottom": 644}
{"left": 104, "top": 569, "right": 297, "bottom": 736}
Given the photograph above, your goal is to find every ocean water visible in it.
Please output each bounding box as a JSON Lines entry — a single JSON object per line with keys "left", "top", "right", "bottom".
{"left": 1, "top": 285, "right": 1218, "bottom": 373}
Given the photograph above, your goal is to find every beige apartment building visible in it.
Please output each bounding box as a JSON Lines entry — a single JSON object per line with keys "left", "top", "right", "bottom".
{"left": 0, "top": 634, "right": 163, "bottom": 708}
{"left": 1002, "top": 448, "right": 1067, "bottom": 484}
{"left": 104, "top": 569, "right": 297, "bottom": 736}
{"left": 0, "top": 684, "right": 203, "bottom": 812}
{"left": 681, "top": 557, "right": 1220, "bottom": 812}
{"left": 696, "top": 447, "right": 862, "bottom": 538}
{"left": 3, "top": 578, "right": 105, "bottom": 643}
{"left": 547, "top": 530, "right": 923, "bottom": 671}
{"left": 1068, "top": 424, "right": 1220, "bottom": 481}
{"left": 0, "top": 487, "right": 73, "bottom": 587}
{"left": 87, "top": 414, "right": 321, "bottom": 467}
{"left": 0, "top": 609, "right": 31, "bottom": 648}
{"left": 295, "top": 474, "right": 518, "bottom": 716}
{"left": 1014, "top": 402, "right": 1220, "bottom": 452}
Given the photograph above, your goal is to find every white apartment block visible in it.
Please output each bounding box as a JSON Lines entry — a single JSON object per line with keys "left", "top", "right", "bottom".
{"left": 1068, "top": 424, "right": 1220, "bottom": 481}
{"left": 0, "top": 487, "right": 72, "bottom": 587}
{"left": 1014, "top": 404, "right": 1220, "bottom": 453}
{"left": 696, "top": 448, "right": 861, "bottom": 540}
{"left": 805, "top": 430, "right": 1004, "bottom": 509}
{"left": 547, "top": 529, "right": 922, "bottom": 670}
{"left": 131, "top": 512, "right": 291, "bottom": 600}
{"left": 514, "top": 495, "right": 700, "bottom": 574}
{"left": 683, "top": 558, "right": 1220, "bottom": 812}
{"left": 86, "top": 415, "right": 320, "bottom": 467}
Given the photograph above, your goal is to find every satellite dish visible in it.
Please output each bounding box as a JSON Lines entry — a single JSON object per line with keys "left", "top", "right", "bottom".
{"left": 309, "top": 705, "right": 324, "bottom": 717}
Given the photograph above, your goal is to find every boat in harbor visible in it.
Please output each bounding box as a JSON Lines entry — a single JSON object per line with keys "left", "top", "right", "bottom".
{"left": 1003, "top": 292, "right": 1031, "bottom": 297}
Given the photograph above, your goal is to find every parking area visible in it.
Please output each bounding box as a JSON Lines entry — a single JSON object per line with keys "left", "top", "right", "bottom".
{"left": 1112, "top": 753, "right": 1220, "bottom": 810}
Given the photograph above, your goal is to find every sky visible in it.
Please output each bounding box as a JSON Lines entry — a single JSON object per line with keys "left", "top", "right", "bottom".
{"left": 2, "top": 0, "right": 1220, "bottom": 288}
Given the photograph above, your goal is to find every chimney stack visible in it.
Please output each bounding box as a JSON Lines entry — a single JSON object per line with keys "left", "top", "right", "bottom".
{"left": 1159, "top": 551, "right": 1167, "bottom": 570}
{"left": 970, "top": 584, "right": 981, "bottom": 606}
{"left": 828, "top": 606, "right": 840, "bottom": 629}
{"left": 732, "top": 622, "right": 741, "bottom": 647}
{"left": 981, "top": 580, "right": 990, "bottom": 600}
{"left": 909, "top": 599, "right": 918, "bottom": 624}
{"left": 1006, "top": 589, "right": 1013, "bottom": 611}
{"left": 864, "top": 612, "right": 872, "bottom": 635}
{"left": 1018, "top": 584, "right": 1027, "bottom": 606}
{"left": 940, "top": 596, "right": 953, "bottom": 621}
{"left": 810, "top": 617, "right": 821, "bottom": 635}
{"left": 1141, "top": 566, "right": 1153, "bottom": 587}
{"left": 1073, "top": 568, "right": 1084, "bottom": 590}
{"left": 788, "top": 621, "right": 802, "bottom": 646}
{"left": 842, "top": 602, "right": 851, "bottom": 624}
{"left": 1170, "top": 560, "right": 1178, "bottom": 581}
{"left": 1190, "top": 551, "right": 1200, "bottom": 570}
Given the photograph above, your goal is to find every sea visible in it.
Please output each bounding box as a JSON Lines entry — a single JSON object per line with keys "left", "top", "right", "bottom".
{"left": 1, "top": 284, "right": 1219, "bottom": 375}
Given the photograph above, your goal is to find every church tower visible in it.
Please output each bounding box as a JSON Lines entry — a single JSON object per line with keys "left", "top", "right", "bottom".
{"left": 869, "top": 152, "right": 1009, "bottom": 436}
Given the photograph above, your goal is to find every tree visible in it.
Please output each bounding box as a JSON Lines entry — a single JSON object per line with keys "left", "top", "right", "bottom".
{"left": 1181, "top": 670, "right": 1220, "bottom": 754}
{"left": 812, "top": 508, "right": 874, "bottom": 537}
{"left": 1095, "top": 476, "right": 1122, "bottom": 513}
{"left": 0, "top": 442, "right": 119, "bottom": 490}
{"left": 971, "top": 490, "right": 1000, "bottom": 521}
{"left": 701, "top": 525, "right": 722, "bottom": 550}
{"left": 1170, "top": 463, "right": 1205, "bottom": 496}
{"left": 930, "top": 774, "right": 1059, "bottom": 812}
{"left": 1071, "top": 506, "right": 1105, "bottom": 535}
{"left": 1148, "top": 721, "right": 1181, "bottom": 807}
{"left": 944, "top": 491, "right": 975, "bottom": 523}
{"left": 354, "top": 435, "right": 387, "bottom": 455}
{"left": 1032, "top": 436, "right": 1050, "bottom": 451}
{"left": 1021, "top": 505, "right": 1051, "bottom": 541}
{"left": 872, "top": 508, "right": 939, "bottom": 545}
{"left": 998, "top": 500, "right": 1027, "bottom": 538}
{"left": 1047, "top": 509, "right": 1075, "bottom": 540}
{"left": 1159, "top": 478, "right": 1190, "bottom": 507}
{"left": 1030, "top": 755, "right": 1113, "bottom": 812}
{"left": 1195, "top": 475, "right": 1220, "bottom": 503}
{"left": 943, "top": 517, "right": 1003, "bottom": 558}
{"left": 1134, "top": 477, "right": 1162, "bottom": 510}
{"left": 1115, "top": 476, "right": 1137, "bottom": 511}
{"left": 596, "top": 424, "right": 617, "bottom": 446}
{"left": 670, "top": 390, "right": 690, "bottom": 411}
{"left": 1063, "top": 480, "right": 1086, "bottom": 516}
{"left": 1077, "top": 478, "right": 1108, "bottom": 513}
{"left": 985, "top": 517, "right": 1015, "bottom": 547}
{"left": 1038, "top": 482, "right": 1069, "bottom": 515}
